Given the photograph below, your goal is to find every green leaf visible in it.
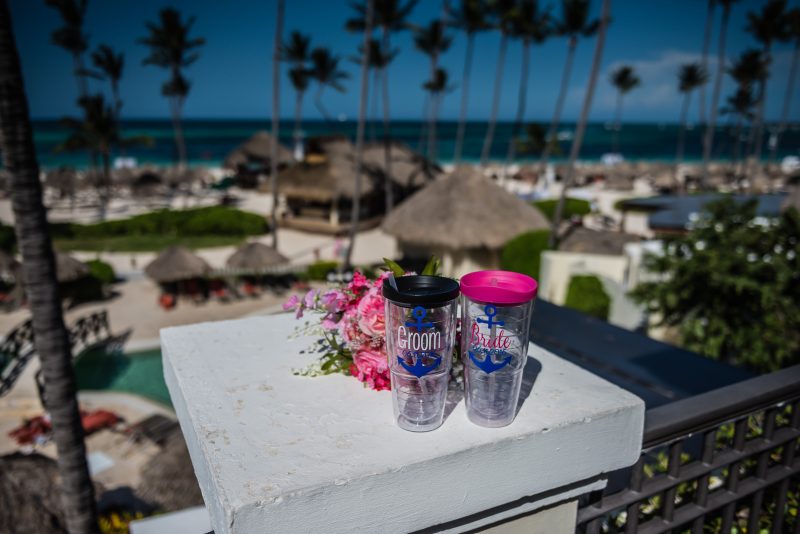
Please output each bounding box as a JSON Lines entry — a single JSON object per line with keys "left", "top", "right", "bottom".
{"left": 383, "top": 257, "right": 406, "bottom": 277}
{"left": 421, "top": 255, "right": 441, "bottom": 276}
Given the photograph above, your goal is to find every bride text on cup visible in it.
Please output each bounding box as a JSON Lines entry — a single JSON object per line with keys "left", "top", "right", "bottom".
{"left": 397, "top": 326, "right": 442, "bottom": 351}
{"left": 470, "top": 322, "right": 512, "bottom": 349}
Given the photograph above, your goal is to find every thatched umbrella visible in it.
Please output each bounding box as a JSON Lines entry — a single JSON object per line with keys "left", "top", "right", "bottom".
{"left": 226, "top": 241, "right": 288, "bottom": 271}
{"left": 362, "top": 141, "right": 441, "bottom": 189}
{"left": 223, "top": 131, "right": 292, "bottom": 170}
{"left": 382, "top": 168, "right": 549, "bottom": 250}
{"left": 0, "top": 453, "right": 67, "bottom": 533}
{"left": 55, "top": 251, "right": 89, "bottom": 283}
{"left": 136, "top": 429, "right": 204, "bottom": 512}
{"left": 559, "top": 227, "right": 640, "bottom": 255}
{"left": 144, "top": 246, "right": 210, "bottom": 284}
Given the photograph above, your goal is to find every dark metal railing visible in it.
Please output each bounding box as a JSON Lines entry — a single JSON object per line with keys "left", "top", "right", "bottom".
{"left": 577, "top": 364, "right": 800, "bottom": 533}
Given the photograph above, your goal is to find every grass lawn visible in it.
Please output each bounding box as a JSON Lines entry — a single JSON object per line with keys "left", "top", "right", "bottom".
{"left": 54, "top": 234, "right": 249, "bottom": 252}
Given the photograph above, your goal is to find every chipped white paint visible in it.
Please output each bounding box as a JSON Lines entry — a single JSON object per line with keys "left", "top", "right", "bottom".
{"left": 161, "top": 314, "right": 644, "bottom": 534}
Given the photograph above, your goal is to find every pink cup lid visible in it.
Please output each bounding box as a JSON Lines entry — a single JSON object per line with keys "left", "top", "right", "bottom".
{"left": 460, "top": 270, "right": 538, "bottom": 306}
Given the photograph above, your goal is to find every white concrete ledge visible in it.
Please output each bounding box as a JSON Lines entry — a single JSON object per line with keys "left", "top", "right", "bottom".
{"left": 161, "top": 314, "right": 644, "bottom": 534}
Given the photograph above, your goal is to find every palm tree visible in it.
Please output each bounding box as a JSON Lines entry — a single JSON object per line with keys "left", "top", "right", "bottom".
{"left": 138, "top": 8, "right": 205, "bottom": 171}
{"left": 479, "top": 0, "right": 516, "bottom": 166}
{"left": 549, "top": 0, "right": 610, "bottom": 247}
{"left": 674, "top": 63, "right": 709, "bottom": 187}
{"left": 448, "top": 0, "right": 491, "bottom": 164}
{"left": 270, "top": 0, "right": 284, "bottom": 249}
{"left": 744, "top": 0, "right": 789, "bottom": 169}
{"left": 347, "top": 0, "right": 417, "bottom": 212}
{"left": 504, "top": 0, "right": 551, "bottom": 176}
{"left": 539, "top": 0, "right": 600, "bottom": 172}
{"left": 58, "top": 95, "right": 116, "bottom": 219}
{"left": 280, "top": 31, "right": 312, "bottom": 160}
{"left": 352, "top": 39, "right": 395, "bottom": 143}
{"left": 89, "top": 44, "right": 124, "bottom": 121}
{"left": 701, "top": 0, "right": 739, "bottom": 187}
{"left": 45, "top": 0, "right": 90, "bottom": 99}
{"left": 423, "top": 67, "right": 455, "bottom": 161}
{"left": 720, "top": 85, "right": 756, "bottom": 172}
{"left": 727, "top": 49, "right": 768, "bottom": 176}
{"left": 609, "top": 65, "right": 640, "bottom": 154}
{"left": 698, "top": 0, "right": 716, "bottom": 126}
{"left": 771, "top": 8, "right": 800, "bottom": 162}
{"left": 0, "top": 1, "right": 99, "bottom": 531}
{"left": 413, "top": 20, "right": 453, "bottom": 160}
{"left": 309, "top": 47, "right": 349, "bottom": 123}
{"left": 345, "top": 0, "right": 374, "bottom": 269}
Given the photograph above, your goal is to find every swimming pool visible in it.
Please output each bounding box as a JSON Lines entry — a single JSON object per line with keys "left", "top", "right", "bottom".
{"left": 73, "top": 347, "right": 172, "bottom": 407}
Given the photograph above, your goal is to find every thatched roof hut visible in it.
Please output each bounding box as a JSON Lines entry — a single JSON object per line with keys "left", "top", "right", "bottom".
{"left": 0, "top": 453, "right": 67, "bottom": 533}
{"left": 145, "top": 246, "right": 210, "bottom": 283}
{"left": 55, "top": 251, "right": 89, "bottom": 283}
{"left": 383, "top": 168, "right": 549, "bottom": 250}
{"left": 226, "top": 242, "right": 288, "bottom": 271}
{"left": 224, "top": 131, "right": 292, "bottom": 170}
{"left": 559, "top": 227, "right": 640, "bottom": 256}
{"left": 278, "top": 156, "right": 374, "bottom": 202}
{"left": 361, "top": 141, "right": 441, "bottom": 188}
{"left": 136, "top": 429, "right": 204, "bottom": 512}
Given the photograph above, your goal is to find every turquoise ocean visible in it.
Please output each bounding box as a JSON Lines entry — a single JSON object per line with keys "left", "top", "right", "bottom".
{"left": 31, "top": 119, "right": 800, "bottom": 170}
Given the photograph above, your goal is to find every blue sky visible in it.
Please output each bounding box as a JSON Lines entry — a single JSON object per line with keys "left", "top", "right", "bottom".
{"left": 9, "top": 0, "right": 799, "bottom": 123}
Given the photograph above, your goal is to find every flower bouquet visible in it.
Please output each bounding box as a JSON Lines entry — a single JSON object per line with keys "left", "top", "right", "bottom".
{"left": 284, "top": 257, "right": 459, "bottom": 391}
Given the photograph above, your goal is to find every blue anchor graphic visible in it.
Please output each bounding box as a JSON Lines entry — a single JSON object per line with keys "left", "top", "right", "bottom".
{"left": 476, "top": 305, "right": 504, "bottom": 329}
{"left": 398, "top": 350, "right": 442, "bottom": 378}
{"left": 405, "top": 306, "right": 433, "bottom": 330}
{"left": 469, "top": 348, "right": 512, "bottom": 374}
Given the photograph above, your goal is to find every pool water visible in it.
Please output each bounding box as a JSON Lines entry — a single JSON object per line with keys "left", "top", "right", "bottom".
{"left": 73, "top": 348, "right": 172, "bottom": 407}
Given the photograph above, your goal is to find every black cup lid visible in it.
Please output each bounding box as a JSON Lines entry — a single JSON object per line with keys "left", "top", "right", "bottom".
{"left": 382, "top": 275, "right": 460, "bottom": 307}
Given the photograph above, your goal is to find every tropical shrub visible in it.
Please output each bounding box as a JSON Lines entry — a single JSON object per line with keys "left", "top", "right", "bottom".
{"left": 532, "top": 198, "right": 591, "bottom": 221}
{"left": 500, "top": 230, "right": 551, "bottom": 279}
{"left": 305, "top": 260, "right": 339, "bottom": 281}
{"left": 86, "top": 259, "right": 116, "bottom": 284}
{"left": 564, "top": 275, "right": 611, "bottom": 320}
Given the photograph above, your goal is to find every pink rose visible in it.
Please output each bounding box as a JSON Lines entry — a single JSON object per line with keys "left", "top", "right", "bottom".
{"left": 356, "top": 289, "right": 385, "bottom": 337}
{"left": 352, "top": 348, "right": 390, "bottom": 391}
{"left": 348, "top": 271, "right": 370, "bottom": 293}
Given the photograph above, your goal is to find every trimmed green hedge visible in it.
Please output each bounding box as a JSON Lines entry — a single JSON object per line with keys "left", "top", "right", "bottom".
{"left": 86, "top": 259, "right": 116, "bottom": 284}
{"left": 564, "top": 275, "right": 610, "bottom": 320}
{"left": 305, "top": 260, "right": 339, "bottom": 281}
{"left": 500, "top": 230, "right": 551, "bottom": 279}
{"left": 55, "top": 207, "right": 269, "bottom": 240}
{"left": 532, "top": 198, "right": 591, "bottom": 221}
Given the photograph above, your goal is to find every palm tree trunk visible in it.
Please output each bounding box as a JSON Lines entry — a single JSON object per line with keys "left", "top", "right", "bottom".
{"left": 270, "top": 0, "right": 285, "bottom": 249}
{"left": 99, "top": 149, "right": 111, "bottom": 221}
{"left": 429, "top": 92, "right": 441, "bottom": 162}
{"left": 701, "top": 3, "right": 729, "bottom": 188}
{"left": 770, "top": 39, "right": 799, "bottom": 163}
{"left": 417, "top": 94, "right": 429, "bottom": 153}
{"left": 454, "top": 32, "right": 475, "bottom": 165}
{"left": 0, "top": 2, "right": 99, "bottom": 532}
{"left": 345, "top": 0, "right": 373, "bottom": 269}
{"left": 72, "top": 52, "right": 87, "bottom": 99}
{"left": 369, "top": 69, "right": 379, "bottom": 143}
{"left": 480, "top": 33, "right": 507, "bottom": 166}
{"left": 294, "top": 88, "right": 304, "bottom": 159}
{"left": 749, "top": 43, "right": 770, "bottom": 174}
{"left": 675, "top": 93, "right": 691, "bottom": 188}
{"left": 381, "top": 28, "right": 394, "bottom": 213}
{"left": 698, "top": 0, "right": 715, "bottom": 126}
{"left": 169, "top": 95, "right": 188, "bottom": 171}
{"left": 427, "top": 53, "right": 440, "bottom": 162}
{"left": 504, "top": 39, "right": 531, "bottom": 178}
{"left": 612, "top": 91, "right": 622, "bottom": 154}
{"left": 549, "top": 0, "right": 611, "bottom": 248}
{"left": 733, "top": 116, "right": 743, "bottom": 171}
{"left": 314, "top": 85, "right": 333, "bottom": 123}
{"left": 540, "top": 38, "right": 577, "bottom": 172}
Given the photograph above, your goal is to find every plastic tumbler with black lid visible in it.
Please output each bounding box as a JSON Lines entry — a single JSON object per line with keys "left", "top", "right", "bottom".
{"left": 383, "top": 275, "right": 460, "bottom": 432}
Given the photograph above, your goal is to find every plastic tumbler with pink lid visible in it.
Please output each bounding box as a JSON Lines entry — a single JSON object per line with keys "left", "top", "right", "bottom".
{"left": 460, "top": 270, "right": 538, "bottom": 427}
